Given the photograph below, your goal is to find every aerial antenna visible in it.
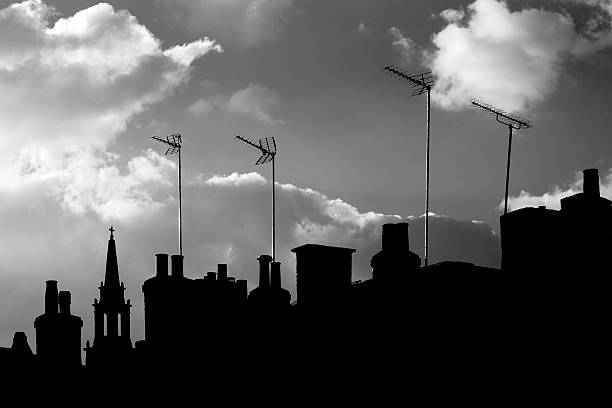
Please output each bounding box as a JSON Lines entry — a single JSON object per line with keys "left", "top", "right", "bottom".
{"left": 383, "top": 66, "right": 435, "bottom": 268}
{"left": 235, "top": 135, "right": 278, "bottom": 261}
{"left": 151, "top": 133, "right": 184, "bottom": 256}
{"left": 471, "top": 100, "right": 533, "bottom": 215}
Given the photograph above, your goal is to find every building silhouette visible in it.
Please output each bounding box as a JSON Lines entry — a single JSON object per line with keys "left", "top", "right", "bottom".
{"left": 34, "top": 280, "right": 83, "bottom": 369}
{"left": 84, "top": 227, "right": 133, "bottom": 369}
{"left": 0, "top": 167, "right": 609, "bottom": 402}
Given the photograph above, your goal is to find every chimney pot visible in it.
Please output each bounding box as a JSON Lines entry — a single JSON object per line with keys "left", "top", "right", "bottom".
{"left": 382, "top": 223, "right": 409, "bottom": 252}
{"left": 171, "top": 255, "right": 184, "bottom": 278}
{"left": 271, "top": 262, "right": 282, "bottom": 289}
{"left": 257, "top": 255, "right": 272, "bottom": 288}
{"left": 44, "top": 280, "right": 58, "bottom": 315}
{"left": 583, "top": 168, "right": 600, "bottom": 197}
{"left": 59, "top": 291, "right": 71, "bottom": 315}
{"left": 206, "top": 272, "right": 217, "bottom": 281}
{"left": 155, "top": 253, "right": 169, "bottom": 277}
{"left": 217, "top": 264, "right": 228, "bottom": 281}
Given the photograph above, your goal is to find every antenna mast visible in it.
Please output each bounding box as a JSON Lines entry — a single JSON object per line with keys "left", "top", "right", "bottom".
{"left": 151, "top": 133, "right": 184, "bottom": 256}
{"left": 235, "top": 135, "right": 277, "bottom": 261}
{"left": 471, "top": 100, "right": 533, "bottom": 215}
{"left": 383, "top": 66, "right": 435, "bottom": 268}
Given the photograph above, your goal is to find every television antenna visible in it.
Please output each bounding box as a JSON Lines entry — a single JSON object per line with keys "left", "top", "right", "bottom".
{"left": 236, "top": 135, "right": 278, "bottom": 261}
{"left": 383, "top": 66, "right": 435, "bottom": 268}
{"left": 471, "top": 100, "right": 533, "bottom": 215}
{"left": 151, "top": 133, "right": 184, "bottom": 256}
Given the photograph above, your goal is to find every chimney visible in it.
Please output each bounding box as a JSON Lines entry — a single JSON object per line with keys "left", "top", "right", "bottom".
{"left": 206, "top": 272, "right": 217, "bottom": 281}
{"left": 58, "top": 291, "right": 71, "bottom": 316}
{"left": 583, "top": 168, "right": 600, "bottom": 198}
{"left": 236, "top": 279, "right": 248, "bottom": 302}
{"left": 271, "top": 261, "right": 281, "bottom": 289}
{"left": 155, "top": 253, "right": 168, "bottom": 277}
{"left": 257, "top": 255, "right": 272, "bottom": 288}
{"left": 44, "top": 280, "right": 58, "bottom": 315}
{"left": 382, "top": 223, "right": 409, "bottom": 252}
{"left": 217, "top": 264, "right": 228, "bottom": 281}
{"left": 171, "top": 255, "right": 184, "bottom": 278}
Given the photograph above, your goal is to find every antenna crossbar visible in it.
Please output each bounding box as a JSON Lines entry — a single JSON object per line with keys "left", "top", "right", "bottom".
{"left": 471, "top": 100, "right": 533, "bottom": 129}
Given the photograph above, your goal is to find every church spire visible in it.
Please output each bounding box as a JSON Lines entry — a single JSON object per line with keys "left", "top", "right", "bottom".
{"left": 104, "top": 226, "right": 120, "bottom": 288}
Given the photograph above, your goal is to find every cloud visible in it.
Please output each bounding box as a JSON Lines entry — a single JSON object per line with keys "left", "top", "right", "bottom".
{"left": 226, "top": 83, "right": 285, "bottom": 124}
{"left": 0, "top": 1, "right": 221, "bottom": 219}
{"left": 389, "top": 26, "right": 419, "bottom": 67}
{"left": 157, "top": 0, "right": 295, "bottom": 48}
{"left": 505, "top": 168, "right": 612, "bottom": 211}
{"left": 188, "top": 98, "right": 215, "bottom": 115}
{"left": 427, "top": 0, "right": 612, "bottom": 112}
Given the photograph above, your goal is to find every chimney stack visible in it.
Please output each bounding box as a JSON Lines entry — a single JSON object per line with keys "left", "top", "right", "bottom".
{"left": 155, "top": 253, "right": 168, "bottom": 277}
{"left": 257, "top": 255, "right": 272, "bottom": 288}
{"left": 45, "top": 280, "right": 58, "bottom": 315}
{"left": 59, "top": 291, "right": 71, "bottom": 315}
{"left": 271, "top": 261, "right": 281, "bottom": 289}
{"left": 217, "top": 264, "right": 228, "bottom": 281}
{"left": 171, "top": 255, "right": 184, "bottom": 278}
{"left": 583, "top": 168, "right": 600, "bottom": 198}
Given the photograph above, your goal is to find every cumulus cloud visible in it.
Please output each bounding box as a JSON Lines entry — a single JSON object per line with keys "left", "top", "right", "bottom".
{"left": 389, "top": 26, "right": 419, "bottom": 67}
{"left": 0, "top": 1, "right": 221, "bottom": 219}
{"left": 505, "top": 168, "right": 612, "bottom": 211}
{"left": 226, "top": 83, "right": 285, "bottom": 124}
{"left": 157, "top": 0, "right": 295, "bottom": 48}
{"left": 427, "top": 0, "right": 612, "bottom": 112}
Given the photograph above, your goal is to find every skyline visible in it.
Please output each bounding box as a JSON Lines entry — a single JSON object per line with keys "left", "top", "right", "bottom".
{"left": 2, "top": 0, "right": 612, "bottom": 348}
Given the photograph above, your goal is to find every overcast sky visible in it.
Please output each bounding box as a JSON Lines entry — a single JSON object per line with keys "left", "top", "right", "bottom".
{"left": 1, "top": 0, "right": 612, "bottom": 349}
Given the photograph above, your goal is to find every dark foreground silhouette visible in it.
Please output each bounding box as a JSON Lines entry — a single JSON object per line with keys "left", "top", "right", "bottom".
{"left": 1, "top": 169, "right": 609, "bottom": 405}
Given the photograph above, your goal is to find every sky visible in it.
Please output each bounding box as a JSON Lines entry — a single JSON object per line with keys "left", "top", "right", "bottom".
{"left": 1, "top": 0, "right": 612, "bottom": 349}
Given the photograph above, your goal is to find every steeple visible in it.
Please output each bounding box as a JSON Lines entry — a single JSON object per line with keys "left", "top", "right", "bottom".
{"left": 104, "top": 226, "right": 120, "bottom": 288}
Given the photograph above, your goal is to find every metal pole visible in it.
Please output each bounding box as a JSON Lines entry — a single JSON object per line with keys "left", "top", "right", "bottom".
{"left": 272, "top": 155, "right": 276, "bottom": 261}
{"left": 424, "top": 87, "right": 430, "bottom": 268}
{"left": 178, "top": 147, "right": 183, "bottom": 256}
{"left": 503, "top": 125, "right": 513, "bottom": 215}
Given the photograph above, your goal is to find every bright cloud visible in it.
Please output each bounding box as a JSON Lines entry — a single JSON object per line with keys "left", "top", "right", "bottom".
{"left": 226, "top": 83, "right": 285, "bottom": 124}
{"left": 389, "top": 26, "right": 419, "bottom": 67}
{"left": 158, "top": 0, "right": 295, "bottom": 48}
{"left": 426, "top": 0, "right": 612, "bottom": 112}
{"left": 0, "top": 1, "right": 221, "bottom": 220}
{"left": 505, "top": 168, "right": 612, "bottom": 211}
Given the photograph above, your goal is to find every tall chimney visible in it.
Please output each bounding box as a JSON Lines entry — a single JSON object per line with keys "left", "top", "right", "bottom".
{"left": 155, "top": 253, "right": 168, "bottom": 277}
{"left": 271, "top": 261, "right": 281, "bottom": 289}
{"left": 217, "top": 264, "right": 228, "bottom": 281}
{"left": 58, "top": 291, "right": 71, "bottom": 316}
{"left": 257, "top": 255, "right": 272, "bottom": 288}
{"left": 583, "top": 168, "right": 600, "bottom": 198}
{"left": 171, "top": 255, "right": 184, "bottom": 278}
{"left": 45, "top": 280, "right": 58, "bottom": 315}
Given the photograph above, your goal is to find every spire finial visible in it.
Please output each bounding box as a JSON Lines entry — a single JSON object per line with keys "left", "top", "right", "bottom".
{"left": 109, "top": 226, "right": 115, "bottom": 239}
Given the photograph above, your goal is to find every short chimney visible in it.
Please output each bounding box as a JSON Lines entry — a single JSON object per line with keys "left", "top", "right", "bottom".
{"left": 45, "top": 280, "right": 58, "bottom": 315}
{"left": 271, "top": 262, "right": 281, "bottom": 289}
{"left": 217, "top": 264, "right": 228, "bottom": 281}
{"left": 236, "top": 279, "right": 248, "bottom": 301}
{"left": 206, "top": 272, "right": 217, "bottom": 281}
{"left": 257, "top": 255, "right": 272, "bottom": 288}
{"left": 382, "top": 222, "right": 409, "bottom": 252}
{"left": 155, "top": 253, "right": 169, "bottom": 277}
{"left": 171, "top": 255, "right": 184, "bottom": 278}
{"left": 583, "top": 168, "right": 600, "bottom": 197}
{"left": 59, "top": 291, "right": 71, "bottom": 316}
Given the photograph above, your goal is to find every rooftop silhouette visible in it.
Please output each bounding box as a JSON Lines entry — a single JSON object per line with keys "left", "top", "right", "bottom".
{"left": 0, "top": 167, "right": 608, "bottom": 403}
